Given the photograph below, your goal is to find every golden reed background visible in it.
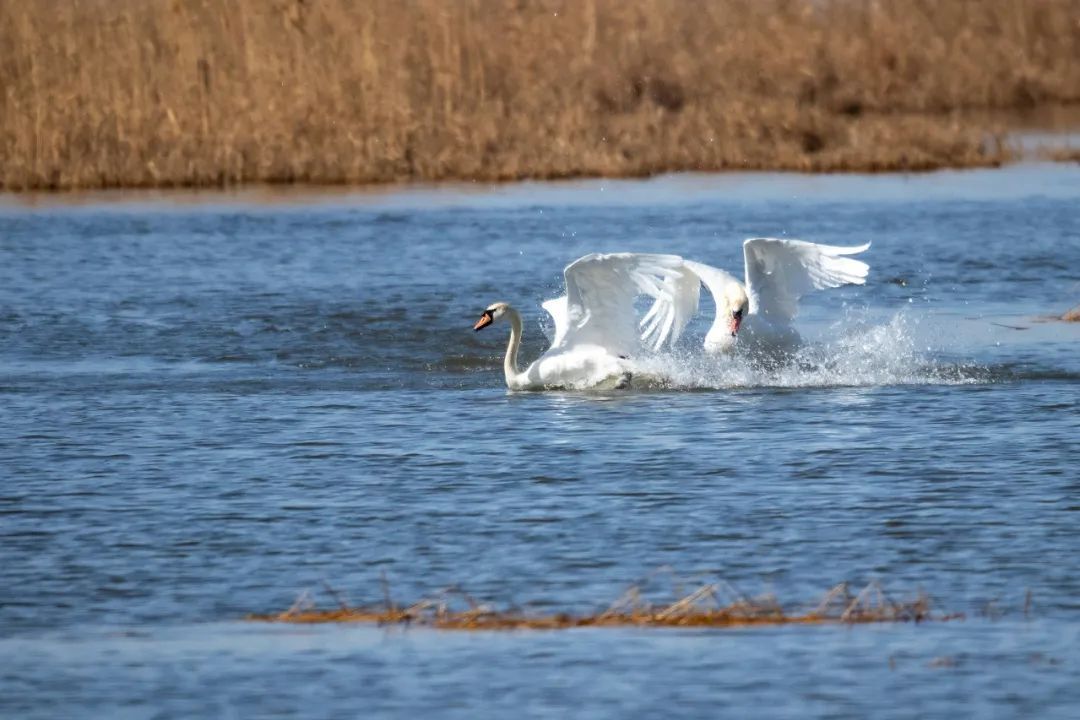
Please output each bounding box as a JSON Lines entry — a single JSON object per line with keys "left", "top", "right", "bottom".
{"left": 2, "top": 0, "right": 1079, "bottom": 190}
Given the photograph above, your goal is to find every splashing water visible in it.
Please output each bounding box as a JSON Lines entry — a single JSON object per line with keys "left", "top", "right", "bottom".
{"left": 630, "top": 311, "right": 987, "bottom": 390}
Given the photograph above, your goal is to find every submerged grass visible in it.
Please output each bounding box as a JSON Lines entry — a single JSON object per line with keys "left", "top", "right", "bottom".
{"left": 248, "top": 578, "right": 958, "bottom": 631}
{"left": 3, "top": 0, "right": 1080, "bottom": 190}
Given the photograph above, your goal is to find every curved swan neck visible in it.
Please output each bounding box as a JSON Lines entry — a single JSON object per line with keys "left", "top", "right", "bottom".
{"left": 503, "top": 307, "right": 524, "bottom": 386}
{"left": 705, "top": 292, "right": 739, "bottom": 354}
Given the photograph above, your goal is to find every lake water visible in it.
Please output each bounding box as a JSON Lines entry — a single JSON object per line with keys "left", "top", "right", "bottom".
{"left": 1, "top": 164, "right": 1078, "bottom": 719}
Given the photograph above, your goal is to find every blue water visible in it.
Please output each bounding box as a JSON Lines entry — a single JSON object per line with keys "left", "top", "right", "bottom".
{"left": 1, "top": 164, "right": 1079, "bottom": 719}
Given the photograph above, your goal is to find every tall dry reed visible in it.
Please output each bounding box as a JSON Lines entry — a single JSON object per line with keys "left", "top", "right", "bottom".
{"left": 2, "top": 0, "right": 1079, "bottom": 190}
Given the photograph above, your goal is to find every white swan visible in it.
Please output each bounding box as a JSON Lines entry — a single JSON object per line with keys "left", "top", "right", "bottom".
{"left": 473, "top": 253, "right": 685, "bottom": 390}
{"left": 640, "top": 238, "right": 871, "bottom": 356}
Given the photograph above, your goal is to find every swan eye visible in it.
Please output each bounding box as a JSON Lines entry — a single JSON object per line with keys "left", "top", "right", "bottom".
{"left": 733, "top": 309, "right": 743, "bottom": 319}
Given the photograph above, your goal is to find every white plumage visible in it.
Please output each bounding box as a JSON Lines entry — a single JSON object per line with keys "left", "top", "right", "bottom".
{"left": 474, "top": 253, "right": 687, "bottom": 390}
{"left": 473, "top": 240, "right": 870, "bottom": 389}
{"left": 640, "top": 238, "right": 871, "bottom": 355}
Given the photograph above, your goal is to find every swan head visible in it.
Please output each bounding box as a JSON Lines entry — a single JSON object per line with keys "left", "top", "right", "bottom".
{"left": 704, "top": 285, "right": 750, "bottom": 354}
{"left": 473, "top": 302, "right": 511, "bottom": 331}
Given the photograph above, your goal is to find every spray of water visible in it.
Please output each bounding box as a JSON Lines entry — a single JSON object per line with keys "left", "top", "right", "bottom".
{"left": 630, "top": 310, "right": 987, "bottom": 390}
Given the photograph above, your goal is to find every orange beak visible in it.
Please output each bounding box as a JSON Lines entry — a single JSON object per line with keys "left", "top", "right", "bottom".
{"left": 474, "top": 312, "right": 494, "bottom": 331}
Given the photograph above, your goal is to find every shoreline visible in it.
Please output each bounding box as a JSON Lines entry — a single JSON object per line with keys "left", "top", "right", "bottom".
{"left": 2, "top": 158, "right": 1078, "bottom": 211}
{"left": 0, "top": 118, "right": 1075, "bottom": 196}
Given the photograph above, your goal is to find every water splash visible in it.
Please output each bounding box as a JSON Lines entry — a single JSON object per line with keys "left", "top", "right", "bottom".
{"left": 631, "top": 311, "right": 988, "bottom": 390}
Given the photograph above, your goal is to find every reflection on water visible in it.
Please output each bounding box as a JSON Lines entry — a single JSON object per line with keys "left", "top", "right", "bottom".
{"left": 1, "top": 164, "right": 1079, "bottom": 719}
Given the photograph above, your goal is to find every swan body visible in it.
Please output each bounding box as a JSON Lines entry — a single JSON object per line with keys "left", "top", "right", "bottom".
{"left": 641, "top": 238, "right": 871, "bottom": 357}
{"left": 474, "top": 253, "right": 686, "bottom": 390}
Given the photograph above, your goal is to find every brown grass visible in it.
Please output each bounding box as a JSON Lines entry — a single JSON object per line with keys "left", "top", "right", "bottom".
{"left": 3, "top": 0, "right": 1080, "bottom": 191}
{"left": 1048, "top": 147, "right": 1080, "bottom": 164}
{"left": 247, "top": 579, "right": 959, "bottom": 631}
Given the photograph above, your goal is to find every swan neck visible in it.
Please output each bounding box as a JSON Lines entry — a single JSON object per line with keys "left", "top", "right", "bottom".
{"left": 503, "top": 307, "right": 523, "bottom": 385}
{"left": 710, "top": 296, "right": 732, "bottom": 337}
{"left": 705, "top": 290, "right": 740, "bottom": 353}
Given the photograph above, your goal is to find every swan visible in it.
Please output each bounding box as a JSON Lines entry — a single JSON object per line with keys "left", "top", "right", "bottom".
{"left": 640, "top": 238, "right": 870, "bottom": 356}
{"left": 473, "top": 253, "right": 685, "bottom": 390}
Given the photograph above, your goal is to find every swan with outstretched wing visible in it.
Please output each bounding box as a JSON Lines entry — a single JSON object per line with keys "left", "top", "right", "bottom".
{"left": 473, "top": 253, "right": 685, "bottom": 390}
{"left": 640, "top": 238, "right": 870, "bottom": 355}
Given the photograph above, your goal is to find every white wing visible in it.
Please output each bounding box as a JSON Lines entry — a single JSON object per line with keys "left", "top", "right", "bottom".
{"left": 640, "top": 259, "right": 741, "bottom": 351}
{"left": 742, "top": 238, "right": 870, "bottom": 321}
{"left": 540, "top": 296, "right": 569, "bottom": 347}
{"left": 686, "top": 259, "right": 742, "bottom": 315}
{"left": 639, "top": 260, "right": 700, "bottom": 351}
{"left": 558, "top": 253, "right": 686, "bottom": 356}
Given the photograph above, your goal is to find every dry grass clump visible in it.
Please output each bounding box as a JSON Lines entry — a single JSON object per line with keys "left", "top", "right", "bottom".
{"left": 1048, "top": 148, "right": 1080, "bottom": 164}
{"left": 2, "top": 0, "right": 1079, "bottom": 191}
{"left": 248, "top": 579, "right": 955, "bottom": 631}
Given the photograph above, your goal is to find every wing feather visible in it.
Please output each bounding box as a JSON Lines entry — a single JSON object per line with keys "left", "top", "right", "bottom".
{"left": 639, "top": 260, "right": 740, "bottom": 351}
{"left": 742, "top": 238, "right": 870, "bottom": 321}
{"left": 640, "top": 262, "right": 701, "bottom": 351}
{"left": 541, "top": 296, "right": 569, "bottom": 347}
{"left": 560, "top": 253, "right": 685, "bottom": 356}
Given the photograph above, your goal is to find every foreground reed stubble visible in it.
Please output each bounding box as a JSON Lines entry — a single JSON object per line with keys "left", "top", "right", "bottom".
{"left": 2, "top": 0, "right": 1079, "bottom": 190}
{"left": 248, "top": 580, "right": 959, "bottom": 631}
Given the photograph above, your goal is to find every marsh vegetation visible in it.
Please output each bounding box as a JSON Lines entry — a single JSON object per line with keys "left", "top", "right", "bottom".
{"left": 250, "top": 578, "right": 953, "bottom": 631}
{"left": 3, "top": 0, "right": 1079, "bottom": 190}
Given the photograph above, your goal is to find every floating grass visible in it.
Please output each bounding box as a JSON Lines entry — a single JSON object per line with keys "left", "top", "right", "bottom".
{"left": 248, "top": 579, "right": 961, "bottom": 631}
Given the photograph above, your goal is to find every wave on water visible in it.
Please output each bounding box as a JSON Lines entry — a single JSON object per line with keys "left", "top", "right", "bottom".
{"left": 630, "top": 312, "right": 989, "bottom": 390}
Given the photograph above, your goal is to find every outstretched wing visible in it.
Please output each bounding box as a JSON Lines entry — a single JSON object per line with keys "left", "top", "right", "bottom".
{"left": 639, "top": 259, "right": 741, "bottom": 351}
{"left": 742, "top": 238, "right": 870, "bottom": 321}
{"left": 559, "top": 253, "right": 686, "bottom": 356}
{"left": 639, "top": 261, "right": 699, "bottom": 351}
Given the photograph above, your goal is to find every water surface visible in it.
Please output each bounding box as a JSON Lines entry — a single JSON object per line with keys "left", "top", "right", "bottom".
{"left": 1, "top": 164, "right": 1079, "bottom": 718}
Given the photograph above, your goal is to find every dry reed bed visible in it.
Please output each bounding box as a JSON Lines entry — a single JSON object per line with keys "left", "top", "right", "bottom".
{"left": 1048, "top": 147, "right": 1080, "bottom": 164}
{"left": 248, "top": 580, "right": 959, "bottom": 631}
{"left": 3, "top": 0, "right": 1080, "bottom": 190}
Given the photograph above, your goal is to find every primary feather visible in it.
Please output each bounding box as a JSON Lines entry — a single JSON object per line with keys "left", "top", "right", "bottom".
{"left": 743, "top": 238, "right": 870, "bottom": 321}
